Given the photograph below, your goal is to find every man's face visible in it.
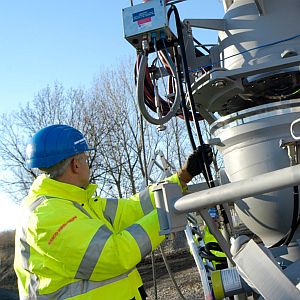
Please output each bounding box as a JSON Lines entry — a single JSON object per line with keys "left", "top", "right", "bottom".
{"left": 76, "top": 152, "right": 90, "bottom": 188}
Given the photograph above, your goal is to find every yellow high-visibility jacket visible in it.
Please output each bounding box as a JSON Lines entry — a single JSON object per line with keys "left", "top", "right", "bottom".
{"left": 203, "top": 225, "right": 227, "bottom": 268}
{"left": 14, "top": 174, "right": 183, "bottom": 300}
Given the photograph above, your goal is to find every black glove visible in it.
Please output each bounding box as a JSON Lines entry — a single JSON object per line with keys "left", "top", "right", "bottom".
{"left": 184, "top": 144, "right": 213, "bottom": 177}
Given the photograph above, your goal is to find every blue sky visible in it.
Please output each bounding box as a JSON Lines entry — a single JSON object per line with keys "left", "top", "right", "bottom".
{"left": 0, "top": 0, "right": 223, "bottom": 114}
{"left": 0, "top": 0, "right": 224, "bottom": 230}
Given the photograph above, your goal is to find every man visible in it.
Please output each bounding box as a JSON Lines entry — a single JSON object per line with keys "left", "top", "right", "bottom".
{"left": 14, "top": 124, "right": 212, "bottom": 300}
{"left": 202, "top": 208, "right": 227, "bottom": 270}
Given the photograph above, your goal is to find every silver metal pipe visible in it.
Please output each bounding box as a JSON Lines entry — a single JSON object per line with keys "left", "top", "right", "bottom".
{"left": 174, "top": 164, "right": 300, "bottom": 213}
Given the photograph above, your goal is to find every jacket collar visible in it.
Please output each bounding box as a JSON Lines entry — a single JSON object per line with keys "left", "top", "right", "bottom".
{"left": 28, "top": 174, "right": 97, "bottom": 204}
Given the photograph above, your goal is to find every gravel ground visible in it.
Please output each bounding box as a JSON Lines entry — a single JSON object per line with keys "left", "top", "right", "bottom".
{"left": 138, "top": 224, "right": 258, "bottom": 300}
{"left": 138, "top": 250, "right": 204, "bottom": 300}
{"left": 145, "top": 266, "right": 204, "bottom": 300}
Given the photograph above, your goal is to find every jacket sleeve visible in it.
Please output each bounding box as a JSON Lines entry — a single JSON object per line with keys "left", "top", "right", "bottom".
{"left": 91, "top": 173, "right": 184, "bottom": 232}
{"left": 31, "top": 198, "right": 164, "bottom": 282}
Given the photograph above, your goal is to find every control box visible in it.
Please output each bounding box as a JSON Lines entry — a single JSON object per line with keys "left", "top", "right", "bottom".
{"left": 122, "top": 0, "right": 177, "bottom": 51}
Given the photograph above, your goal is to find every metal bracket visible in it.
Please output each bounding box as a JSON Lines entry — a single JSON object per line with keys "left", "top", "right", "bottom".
{"left": 191, "top": 54, "right": 300, "bottom": 112}
{"left": 233, "top": 239, "right": 300, "bottom": 300}
{"left": 184, "top": 18, "right": 227, "bottom": 31}
{"left": 279, "top": 139, "right": 300, "bottom": 166}
{"left": 254, "top": 0, "right": 265, "bottom": 16}
{"left": 153, "top": 182, "right": 187, "bottom": 235}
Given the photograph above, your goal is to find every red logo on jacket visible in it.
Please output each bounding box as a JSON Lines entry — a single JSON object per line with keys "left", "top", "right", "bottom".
{"left": 48, "top": 216, "right": 77, "bottom": 245}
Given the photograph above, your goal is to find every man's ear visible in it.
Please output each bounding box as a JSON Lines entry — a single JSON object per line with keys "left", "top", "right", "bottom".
{"left": 70, "top": 157, "right": 80, "bottom": 174}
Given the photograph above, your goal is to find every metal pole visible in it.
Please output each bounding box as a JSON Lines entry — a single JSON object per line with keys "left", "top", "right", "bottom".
{"left": 174, "top": 164, "right": 300, "bottom": 213}
{"left": 185, "top": 226, "right": 214, "bottom": 300}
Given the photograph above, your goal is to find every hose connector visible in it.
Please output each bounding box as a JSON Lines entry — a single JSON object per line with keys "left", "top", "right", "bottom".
{"left": 142, "top": 35, "right": 150, "bottom": 52}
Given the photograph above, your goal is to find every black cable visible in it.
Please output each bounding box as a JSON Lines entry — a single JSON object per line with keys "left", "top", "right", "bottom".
{"left": 173, "top": 45, "right": 211, "bottom": 184}
{"left": 205, "top": 242, "right": 224, "bottom": 253}
{"left": 169, "top": 5, "right": 231, "bottom": 226}
{"left": 193, "top": 37, "right": 210, "bottom": 54}
{"left": 162, "top": 38, "right": 202, "bottom": 122}
{"left": 173, "top": 45, "right": 196, "bottom": 150}
{"left": 169, "top": 5, "right": 215, "bottom": 188}
{"left": 199, "top": 249, "right": 227, "bottom": 263}
{"left": 284, "top": 185, "right": 300, "bottom": 245}
{"left": 284, "top": 218, "right": 300, "bottom": 245}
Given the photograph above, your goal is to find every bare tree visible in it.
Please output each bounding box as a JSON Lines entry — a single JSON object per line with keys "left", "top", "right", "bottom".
{"left": 0, "top": 82, "right": 108, "bottom": 201}
{"left": 91, "top": 62, "right": 162, "bottom": 197}
{"left": 0, "top": 60, "right": 194, "bottom": 202}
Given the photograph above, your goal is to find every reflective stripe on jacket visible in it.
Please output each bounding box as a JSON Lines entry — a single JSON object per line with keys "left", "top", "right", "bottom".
{"left": 14, "top": 173, "right": 183, "bottom": 299}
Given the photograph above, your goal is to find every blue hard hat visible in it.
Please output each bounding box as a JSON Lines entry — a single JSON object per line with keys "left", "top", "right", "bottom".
{"left": 208, "top": 208, "right": 218, "bottom": 219}
{"left": 26, "top": 124, "right": 95, "bottom": 169}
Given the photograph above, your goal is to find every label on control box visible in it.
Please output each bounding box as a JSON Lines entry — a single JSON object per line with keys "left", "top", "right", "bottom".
{"left": 133, "top": 8, "right": 154, "bottom": 28}
{"left": 133, "top": 8, "right": 155, "bottom": 22}
{"left": 221, "top": 268, "right": 242, "bottom": 292}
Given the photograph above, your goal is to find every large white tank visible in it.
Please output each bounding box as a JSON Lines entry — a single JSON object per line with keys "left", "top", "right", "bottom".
{"left": 211, "top": 99, "right": 300, "bottom": 259}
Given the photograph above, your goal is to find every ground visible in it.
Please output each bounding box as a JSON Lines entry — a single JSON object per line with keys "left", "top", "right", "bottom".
{"left": 139, "top": 249, "right": 204, "bottom": 300}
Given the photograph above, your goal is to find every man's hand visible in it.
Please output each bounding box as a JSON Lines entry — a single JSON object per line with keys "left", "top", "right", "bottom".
{"left": 185, "top": 144, "right": 213, "bottom": 177}
{"left": 178, "top": 144, "right": 213, "bottom": 186}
